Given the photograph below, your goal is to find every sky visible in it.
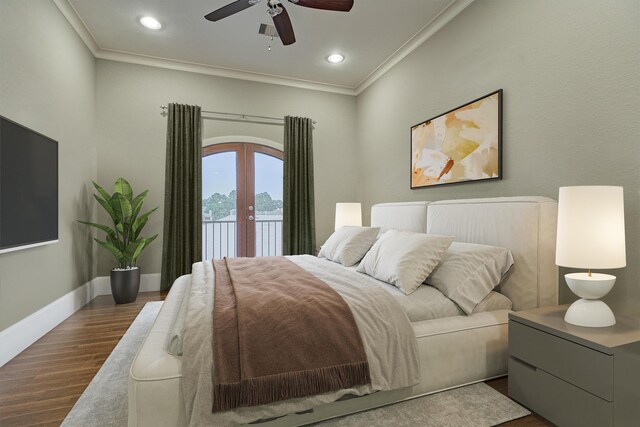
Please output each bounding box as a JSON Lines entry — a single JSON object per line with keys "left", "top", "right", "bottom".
{"left": 202, "top": 152, "right": 283, "bottom": 200}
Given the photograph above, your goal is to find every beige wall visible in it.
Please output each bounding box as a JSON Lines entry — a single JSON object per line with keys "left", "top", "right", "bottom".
{"left": 356, "top": 0, "right": 640, "bottom": 315}
{"left": 95, "top": 60, "right": 358, "bottom": 275}
{"left": 0, "top": 1, "right": 97, "bottom": 330}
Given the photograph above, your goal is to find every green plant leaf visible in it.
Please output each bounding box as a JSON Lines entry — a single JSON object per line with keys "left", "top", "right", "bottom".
{"left": 132, "top": 207, "right": 158, "bottom": 235}
{"left": 110, "top": 193, "right": 133, "bottom": 227}
{"left": 131, "top": 190, "right": 148, "bottom": 212}
{"left": 114, "top": 178, "right": 133, "bottom": 201}
{"left": 131, "top": 234, "right": 158, "bottom": 264}
{"left": 130, "top": 190, "right": 148, "bottom": 226}
{"left": 93, "top": 194, "right": 118, "bottom": 223}
{"left": 94, "top": 238, "right": 125, "bottom": 267}
{"left": 123, "top": 240, "right": 144, "bottom": 264}
{"left": 77, "top": 220, "right": 116, "bottom": 239}
{"left": 106, "top": 233, "right": 121, "bottom": 251}
{"left": 92, "top": 181, "right": 112, "bottom": 203}
{"left": 132, "top": 216, "right": 148, "bottom": 241}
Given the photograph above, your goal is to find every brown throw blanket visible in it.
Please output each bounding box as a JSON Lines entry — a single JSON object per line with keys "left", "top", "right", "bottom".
{"left": 212, "top": 256, "right": 370, "bottom": 412}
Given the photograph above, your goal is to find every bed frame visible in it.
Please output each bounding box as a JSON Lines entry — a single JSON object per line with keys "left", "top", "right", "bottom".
{"left": 128, "top": 196, "right": 558, "bottom": 426}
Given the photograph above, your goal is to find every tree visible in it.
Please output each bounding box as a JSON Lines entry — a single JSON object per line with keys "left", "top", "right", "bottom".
{"left": 202, "top": 190, "right": 236, "bottom": 220}
{"left": 255, "top": 192, "right": 275, "bottom": 212}
{"left": 202, "top": 190, "right": 282, "bottom": 219}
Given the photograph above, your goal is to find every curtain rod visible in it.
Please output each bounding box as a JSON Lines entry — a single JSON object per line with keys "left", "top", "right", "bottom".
{"left": 159, "top": 105, "right": 317, "bottom": 125}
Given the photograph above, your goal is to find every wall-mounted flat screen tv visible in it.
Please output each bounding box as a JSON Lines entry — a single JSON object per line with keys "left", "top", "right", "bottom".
{"left": 0, "top": 116, "right": 58, "bottom": 254}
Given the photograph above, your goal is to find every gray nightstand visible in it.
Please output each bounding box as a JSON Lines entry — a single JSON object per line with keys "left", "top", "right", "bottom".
{"left": 508, "top": 305, "right": 640, "bottom": 427}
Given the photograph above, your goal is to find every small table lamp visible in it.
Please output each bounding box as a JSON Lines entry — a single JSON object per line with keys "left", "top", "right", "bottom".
{"left": 335, "top": 203, "right": 362, "bottom": 231}
{"left": 555, "top": 186, "right": 626, "bottom": 327}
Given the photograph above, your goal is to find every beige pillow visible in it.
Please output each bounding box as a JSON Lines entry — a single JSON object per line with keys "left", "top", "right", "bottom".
{"left": 426, "top": 242, "right": 514, "bottom": 314}
{"left": 357, "top": 230, "right": 454, "bottom": 295}
{"left": 318, "top": 226, "right": 380, "bottom": 266}
{"left": 473, "top": 291, "right": 513, "bottom": 313}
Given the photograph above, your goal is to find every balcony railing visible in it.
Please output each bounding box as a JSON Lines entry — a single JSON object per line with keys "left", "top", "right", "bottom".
{"left": 255, "top": 220, "right": 283, "bottom": 257}
{"left": 202, "top": 219, "right": 283, "bottom": 259}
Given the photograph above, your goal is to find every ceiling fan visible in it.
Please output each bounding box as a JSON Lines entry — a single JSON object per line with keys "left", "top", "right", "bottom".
{"left": 204, "top": 0, "right": 354, "bottom": 46}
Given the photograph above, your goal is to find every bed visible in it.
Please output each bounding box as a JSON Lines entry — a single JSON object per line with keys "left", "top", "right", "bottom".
{"left": 128, "top": 196, "right": 558, "bottom": 426}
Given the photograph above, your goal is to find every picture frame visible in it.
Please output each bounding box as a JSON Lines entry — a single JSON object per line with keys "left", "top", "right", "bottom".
{"left": 411, "top": 89, "right": 502, "bottom": 189}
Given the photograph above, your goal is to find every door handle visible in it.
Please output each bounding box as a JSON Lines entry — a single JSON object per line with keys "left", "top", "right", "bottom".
{"left": 248, "top": 215, "right": 254, "bottom": 221}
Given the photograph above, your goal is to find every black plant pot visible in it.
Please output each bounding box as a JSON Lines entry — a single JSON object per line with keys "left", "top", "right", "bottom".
{"left": 110, "top": 267, "right": 141, "bottom": 304}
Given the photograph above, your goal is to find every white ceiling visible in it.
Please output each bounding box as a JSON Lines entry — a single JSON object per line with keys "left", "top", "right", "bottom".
{"left": 59, "top": 0, "right": 473, "bottom": 94}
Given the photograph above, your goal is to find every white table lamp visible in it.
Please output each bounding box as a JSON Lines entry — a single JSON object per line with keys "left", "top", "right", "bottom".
{"left": 335, "top": 203, "right": 362, "bottom": 231}
{"left": 556, "top": 186, "right": 626, "bottom": 327}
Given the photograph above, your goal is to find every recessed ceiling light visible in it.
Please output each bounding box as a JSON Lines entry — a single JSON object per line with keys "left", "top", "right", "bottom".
{"left": 139, "top": 16, "right": 162, "bottom": 30}
{"left": 327, "top": 53, "right": 345, "bottom": 64}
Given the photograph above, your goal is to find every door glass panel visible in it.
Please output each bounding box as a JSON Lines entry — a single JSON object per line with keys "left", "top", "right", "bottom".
{"left": 254, "top": 153, "right": 283, "bottom": 256}
{"left": 202, "top": 151, "right": 237, "bottom": 259}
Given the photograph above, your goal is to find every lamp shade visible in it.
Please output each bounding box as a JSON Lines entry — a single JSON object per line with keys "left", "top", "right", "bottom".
{"left": 335, "top": 203, "right": 362, "bottom": 231}
{"left": 556, "top": 186, "right": 626, "bottom": 269}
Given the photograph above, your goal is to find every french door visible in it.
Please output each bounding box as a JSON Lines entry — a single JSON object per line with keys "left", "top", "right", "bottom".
{"left": 202, "top": 143, "right": 283, "bottom": 259}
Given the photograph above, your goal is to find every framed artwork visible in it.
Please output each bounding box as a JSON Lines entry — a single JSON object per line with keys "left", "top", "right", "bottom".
{"left": 411, "top": 89, "right": 502, "bottom": 189}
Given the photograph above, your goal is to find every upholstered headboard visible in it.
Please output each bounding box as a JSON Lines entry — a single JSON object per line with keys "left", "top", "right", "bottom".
{"left": 370, "top": 202, "right": 430, "bottom": 234}
{"left": 370, "top": 197, "right": 558, "bottom": 310}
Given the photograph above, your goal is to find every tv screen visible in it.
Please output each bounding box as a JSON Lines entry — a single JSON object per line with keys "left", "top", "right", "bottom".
{"left": 0, "top": 116, "right": 58, "bottom": 254}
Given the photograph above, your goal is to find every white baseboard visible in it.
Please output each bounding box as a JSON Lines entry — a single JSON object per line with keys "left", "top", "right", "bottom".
{"left": 0, "top": 273, "right": 161, "bottom": 367}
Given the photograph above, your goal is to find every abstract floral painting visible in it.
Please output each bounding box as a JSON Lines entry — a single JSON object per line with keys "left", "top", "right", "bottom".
{"left": 411, "top": 90, "right": 502, "bottom": 188}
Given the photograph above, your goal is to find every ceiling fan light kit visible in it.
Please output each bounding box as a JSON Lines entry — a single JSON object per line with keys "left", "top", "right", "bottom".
{"left": 258, "top": 23, "right": 279, "bottom": 38}
{"left": 205, "top": 0, "right": 354, "bottom": 46}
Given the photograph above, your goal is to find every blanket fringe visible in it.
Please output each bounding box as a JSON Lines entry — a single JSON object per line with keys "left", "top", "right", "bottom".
{"left": 212, "top": 362, "right": 370, "bottom": 412}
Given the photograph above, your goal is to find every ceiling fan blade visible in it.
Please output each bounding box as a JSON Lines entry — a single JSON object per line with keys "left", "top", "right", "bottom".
{"left": 272, "top": 5, "right": 296, "bottom": 45}
{"left": 288, "top": 0, "right": 353, "bottom": 12}
{"left": 205, "top": 0, "right": 257, "bottom": 22}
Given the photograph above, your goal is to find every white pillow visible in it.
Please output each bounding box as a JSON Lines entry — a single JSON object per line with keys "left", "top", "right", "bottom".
{"left": 426, "top": 241, "right": 514, "bottom": 314}
{"left": 318, "top": 226, "right": 380, "bottom": 266}
{"left": 357, "top": 230, "right": 454, "bottom": 295}
{"left": 473, "top": 291, "right": 513, "bottom": 313}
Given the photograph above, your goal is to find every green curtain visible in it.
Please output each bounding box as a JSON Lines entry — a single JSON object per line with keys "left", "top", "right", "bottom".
{"left": 283, "top": 116, "right": 316, "bottom": 255}
{"left": 160, "top": 103, "right": 202, "bottom": 290}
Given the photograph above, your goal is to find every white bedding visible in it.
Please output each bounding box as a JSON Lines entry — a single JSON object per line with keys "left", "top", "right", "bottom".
{"left": 169, "top": 258, "right": 512, "bottom": 353}
{"left": 180, "top": 256, "right": 421, "bottom": 426}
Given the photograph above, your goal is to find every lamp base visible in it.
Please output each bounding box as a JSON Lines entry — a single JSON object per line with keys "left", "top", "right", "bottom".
{"left": 564, "top": 299, "right": 616, "bottom": 327}
{"left": 563, "top": 272, "right": 617, "bottom": 328}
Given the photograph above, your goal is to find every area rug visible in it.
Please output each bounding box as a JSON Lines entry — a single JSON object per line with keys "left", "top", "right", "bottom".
{"left": 63, "top": 302, "right": 530, "bottom": 426}
{"left": 314, "top": 382, "right": 530, "bottom": 426}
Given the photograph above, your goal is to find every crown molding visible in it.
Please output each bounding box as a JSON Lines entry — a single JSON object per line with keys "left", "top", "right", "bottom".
{"left": 53, "top": 0, "right": 100, "bottom": 54}
{"left": 53, "top": 0, "right": 474, "bottom": 97}
{"left": 95, "top": 49, "right": 357, "bottom": 96}
{"left": 353, "top": 0, "right": 475, "bottom": 95}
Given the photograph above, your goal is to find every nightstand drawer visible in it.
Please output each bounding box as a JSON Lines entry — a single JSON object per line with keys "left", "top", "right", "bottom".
{"left": 509, "top": 320, "right": 613, "bottom": 400}
{"left": 509, "top": 357, "right": 613, "bottom": 427}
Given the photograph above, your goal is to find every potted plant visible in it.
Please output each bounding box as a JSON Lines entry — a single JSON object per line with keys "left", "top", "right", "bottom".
{"left": 79, "top": 178, "right": 158, "bottom": 304}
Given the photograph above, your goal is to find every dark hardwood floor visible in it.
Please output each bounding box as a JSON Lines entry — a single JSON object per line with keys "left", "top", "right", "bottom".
{"left": 0, "top": 291, "right": 166, "bottom": 426}
{"left": 0, "top": 291, "right": 550, "bottom": 426}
